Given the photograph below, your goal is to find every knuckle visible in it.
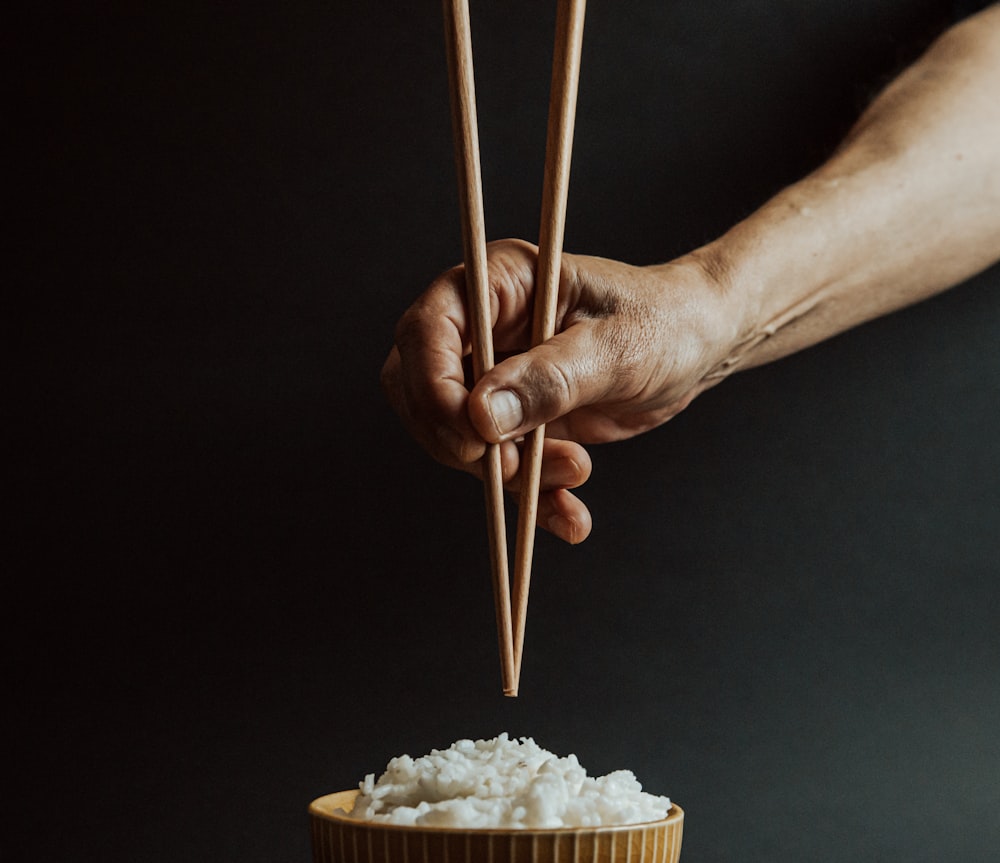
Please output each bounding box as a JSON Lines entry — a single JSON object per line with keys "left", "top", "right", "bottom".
{"left": 525, "top": 352, "right": 577, "bottom": 415}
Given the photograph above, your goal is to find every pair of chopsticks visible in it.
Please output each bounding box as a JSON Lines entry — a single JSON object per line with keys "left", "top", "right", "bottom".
{"left": 442, "top": 0, "right": 586, "bottom": 696}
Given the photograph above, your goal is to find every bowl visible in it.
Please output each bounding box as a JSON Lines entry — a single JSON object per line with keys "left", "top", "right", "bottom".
{"left": 309, "top": 789, "right": 683, "bottom": 863}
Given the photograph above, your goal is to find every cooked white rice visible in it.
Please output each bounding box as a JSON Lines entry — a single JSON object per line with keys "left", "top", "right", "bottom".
{"left": 340, "top": 733, "right": 671, "bottom": 829}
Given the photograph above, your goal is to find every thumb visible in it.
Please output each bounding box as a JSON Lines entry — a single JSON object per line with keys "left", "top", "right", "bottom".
{"left": 467, "top": 330, "right": 593, "bottom": 443}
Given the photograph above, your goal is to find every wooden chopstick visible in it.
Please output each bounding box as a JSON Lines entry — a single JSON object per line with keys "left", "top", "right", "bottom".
{"left": 512, "top": 0, "right": 587, "bottom": 691}
{"left": 442, "top": 0, "right": 517, "bottom": 696}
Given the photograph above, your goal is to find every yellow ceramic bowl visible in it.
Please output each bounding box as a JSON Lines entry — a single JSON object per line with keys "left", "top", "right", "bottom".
{"left": 309, "top": 789, "right": 683, "bottom": 863}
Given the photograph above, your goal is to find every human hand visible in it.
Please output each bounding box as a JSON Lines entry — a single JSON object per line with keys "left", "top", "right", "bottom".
{"left": 381, "top": 238, "right": 740, "bottom": 543}
{"left": 383, "top": 6, "right": 1000, "bottom": 545}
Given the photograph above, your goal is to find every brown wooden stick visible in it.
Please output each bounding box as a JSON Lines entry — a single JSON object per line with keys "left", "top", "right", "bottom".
{"left": 513, "top": 0, "right": 587, "bottom": 690}
{"left": 442, "top": 0, "right": 517, "bottom": 696}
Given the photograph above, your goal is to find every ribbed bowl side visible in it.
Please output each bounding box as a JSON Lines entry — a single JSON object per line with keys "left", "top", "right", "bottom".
{"left": 309, "top": 793, "right": 683, "bottom": 863}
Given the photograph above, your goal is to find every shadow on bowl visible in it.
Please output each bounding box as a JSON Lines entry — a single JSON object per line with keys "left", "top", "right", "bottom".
{"left": 309, "top": 789, "right": 683, "bottom": 863}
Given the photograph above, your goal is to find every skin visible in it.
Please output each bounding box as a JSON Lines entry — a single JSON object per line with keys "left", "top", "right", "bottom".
{"left": 381, "top": 4, "right": 1000, "bottom": 544}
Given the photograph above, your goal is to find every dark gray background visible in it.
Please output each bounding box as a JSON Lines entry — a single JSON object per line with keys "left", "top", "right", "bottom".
{"left": 11, "top": 1, "right": 999, "bottom": 861}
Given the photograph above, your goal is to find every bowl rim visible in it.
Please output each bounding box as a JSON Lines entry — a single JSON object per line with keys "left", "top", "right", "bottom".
{"left": 309, "top": 789, "right": 683, "bottom": 836}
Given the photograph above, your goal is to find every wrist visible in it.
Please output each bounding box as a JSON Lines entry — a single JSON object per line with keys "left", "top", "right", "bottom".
{"left": 685, "top": 171, "right": 879, "bottom": 375}
{"left": 644, "top": 246, "right": 757, "bottom": 386}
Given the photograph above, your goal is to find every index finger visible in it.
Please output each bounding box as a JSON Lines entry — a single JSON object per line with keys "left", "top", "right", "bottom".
{"left": 387, "top": 266, "right": 485, "bottom": 468}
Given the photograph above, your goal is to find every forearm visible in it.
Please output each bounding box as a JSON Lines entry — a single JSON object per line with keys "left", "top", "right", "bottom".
{"left": 691, "top": 4, "right": 1000, "bottom": 376}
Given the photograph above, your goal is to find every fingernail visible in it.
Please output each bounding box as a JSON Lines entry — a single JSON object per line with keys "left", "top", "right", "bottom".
{"left": 549, "top": 456, "right": 582, "bottom": 488}
{"left": 486, "top": 389, "right": 524, "bottom": 437}
{"left": 434, "top": 423, "right": 478, "bottom": 465}
{"left": 548, "top": 514, "right": 574, "bottom": 541}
